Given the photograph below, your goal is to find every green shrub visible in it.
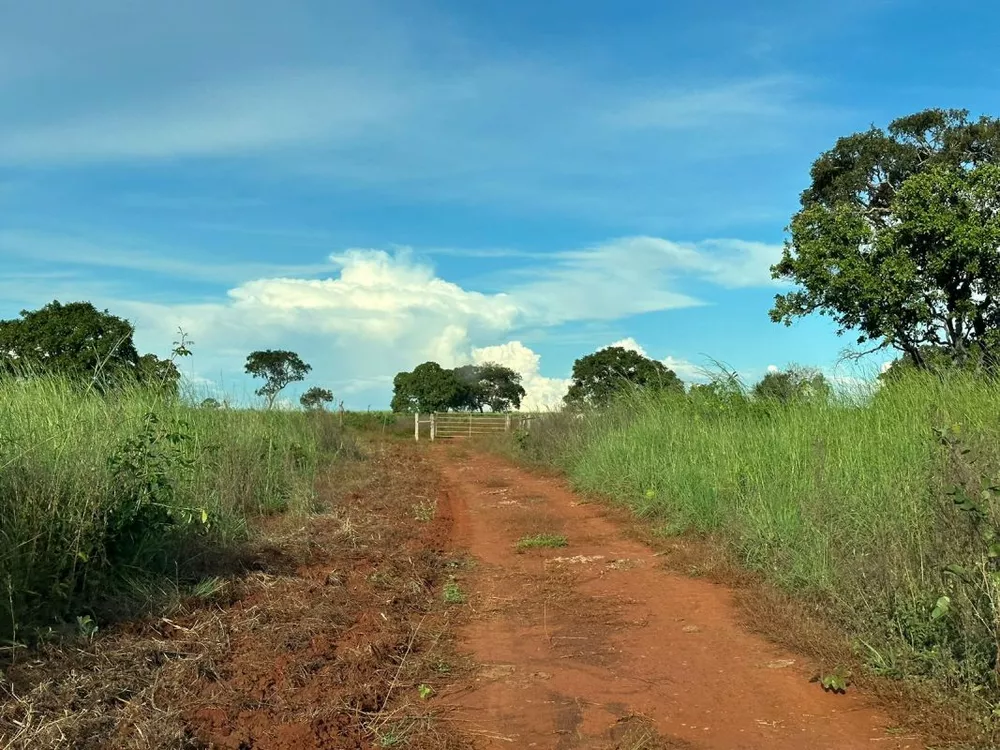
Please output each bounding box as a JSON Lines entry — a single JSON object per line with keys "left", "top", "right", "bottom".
{"left": 0, "top": 376, "right": 344, "bottom": 644}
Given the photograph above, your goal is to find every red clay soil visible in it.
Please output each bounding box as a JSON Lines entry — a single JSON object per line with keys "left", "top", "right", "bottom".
{"left": 432, "top": 445, "right": 925, "bottom": 750}
{"left": 0, "top": 445, "right": 471, "bottom": 750}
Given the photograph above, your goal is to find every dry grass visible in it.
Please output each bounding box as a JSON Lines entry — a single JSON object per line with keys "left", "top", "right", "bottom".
{"left": 0, "top": 445, "right": 473, "bottom": 750}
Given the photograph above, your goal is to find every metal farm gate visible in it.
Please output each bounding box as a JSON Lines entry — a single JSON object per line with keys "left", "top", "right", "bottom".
{"left": 413, "top": 412, "right": 532, "bottom": 440}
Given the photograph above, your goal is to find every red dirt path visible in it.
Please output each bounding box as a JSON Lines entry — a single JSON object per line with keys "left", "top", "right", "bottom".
{"left": 434, "top": 446, "right": 923, "bottom": 749}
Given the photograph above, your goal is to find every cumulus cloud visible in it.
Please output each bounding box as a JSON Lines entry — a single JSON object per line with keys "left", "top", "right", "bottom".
{"left": 8, "top": 232, "right": 779, "bottom": 407}
{"left": 468, "top": 341, "right": 571, "bottom": 411}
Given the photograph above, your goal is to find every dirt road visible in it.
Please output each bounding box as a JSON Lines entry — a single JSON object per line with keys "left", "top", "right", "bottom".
{"left": 1, "top": 441, "right": 928, "bottom": 749}
{"left": 434, "top": 445, "right": 922, "bottom": 749}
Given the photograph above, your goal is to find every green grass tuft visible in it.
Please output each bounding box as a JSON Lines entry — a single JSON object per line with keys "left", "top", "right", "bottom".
{"left": 515, "top": 533, "right": 568, "bottom": 550}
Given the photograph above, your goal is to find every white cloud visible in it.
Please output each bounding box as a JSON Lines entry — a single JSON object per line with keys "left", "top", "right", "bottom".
{"left": 767, "top": 364, "right": 780, "bottom": 373}
{"left": 605, "top": 337, "right": 648, "bottom": 356}
{"left": 509, "top": 237, "right": 783, "bottom": 325}
{"left": 1, "top": 69, "right": 408, "bottom": 163}
{"left": 662, "top": 356, "right": 710, "bottom": 383}
{"left": 609, "top": 76, "right": 798, "bottom": 131}
{"left": 469, "top": 341, "right": 571, "bottom": 411}
{"left": 602, "top": 338, "right": 707, "bottom": 383}
{"left": 3, "top": 232, "right": 780, "bottom": 407}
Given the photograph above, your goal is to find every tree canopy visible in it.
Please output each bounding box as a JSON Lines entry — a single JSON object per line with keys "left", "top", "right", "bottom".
{"left": 771, "top": 108, "right": 1000, "bottom": 369}
{"left": 391, "top": 362, "right": 464, "bottom": 413}
{"left": 0, "top": 300, "right": 181, "bottom": 395}
{"left": 300, "top": 386, "right": 335, "bottom": 411}
{"left": 244, "top": 349, "right": 312, "bottom": 408}
{"left": 563, "top": 346, "right": 683, "bottom": 408}
{"left": 0, "top": 301, "right": 139, "bottom": 382}
{"left": 391, "top": 361, "right": 526, "bottom": 413}
{"left": 752, "top": 366, "right": 832, "bottom": 404}
{"left": 453, "top": 362, "right": 526, "bottom": 412}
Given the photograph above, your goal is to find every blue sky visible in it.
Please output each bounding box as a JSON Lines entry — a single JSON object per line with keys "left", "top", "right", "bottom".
{"left": 2, "top": 0, "right": 997, "bottom": 408}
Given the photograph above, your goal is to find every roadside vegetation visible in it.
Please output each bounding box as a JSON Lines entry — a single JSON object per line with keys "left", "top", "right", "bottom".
{"left": 513, "top": 373, "right": 1000, "bottom": 714}
{"left": 0, "top": 300, "right": 362, "bottom": 649}
{"left": 499, "top": 108, "right": 1000, "bottom": 745}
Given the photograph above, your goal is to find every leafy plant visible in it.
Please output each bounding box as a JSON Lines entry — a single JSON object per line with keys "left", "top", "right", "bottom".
{"left": 812, "top": 666, "right": 852, "bottom": 694}
{"left": 412, "top": 501, "right": 436, "bottom": 522}
{"left": 76, "top": 614, "right": 98, "bottom": 641}
{"left": 442, "top": 579, "right": 465, "bottom": 604}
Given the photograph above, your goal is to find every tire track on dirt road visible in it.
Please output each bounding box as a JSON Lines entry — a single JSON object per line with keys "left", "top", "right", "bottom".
{"left": 433, "top": 445, "right": 923, "bottom": 749}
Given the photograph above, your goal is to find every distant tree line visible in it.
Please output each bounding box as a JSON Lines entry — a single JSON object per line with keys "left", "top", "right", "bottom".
{"left": 10, "top": 108, "right": 1000, "bottom": 412}
{"left": 0, "top": 301, "right": 339, "bottom": 411}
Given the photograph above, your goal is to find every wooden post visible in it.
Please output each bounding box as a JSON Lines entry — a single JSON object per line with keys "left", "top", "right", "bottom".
{"left": 430, "top": 412, "right": 436, "bottom": 441}
{"left": 414, "top": 412, "right": 419, "bottom": 441}
{"left": 505, "top": 413, "right": 511, "bottom": 431}
{"left": 468, "top": 412, "right": 472, "bottom": 437}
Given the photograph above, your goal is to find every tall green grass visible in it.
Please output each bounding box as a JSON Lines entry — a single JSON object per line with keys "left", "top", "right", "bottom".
{"left": 515, "top": 373, "right": 1000, "bottom": 706}
{"left": 0, "top": 376, "right": 351, "bottom": 645}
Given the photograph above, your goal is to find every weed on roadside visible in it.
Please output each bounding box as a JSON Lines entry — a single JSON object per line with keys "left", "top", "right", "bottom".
{"left": 516, "top": 533, "right": 569, "bottom": 551}
{"left": 442, "top": 579, "right": 465, "bottom": 604}
{"left": 413, "top": 500, "right": 436, "bottom": 522}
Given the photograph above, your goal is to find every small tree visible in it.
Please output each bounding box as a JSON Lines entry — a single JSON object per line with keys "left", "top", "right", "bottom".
{"left": 200, "top": 397, "right": 221, "bottom": 409}
{"left": 135, "top": 353, "right": 181, "bottom": 397}
{"left": 244, "top": 349, "right": 312, "bottom": 409}
{"left": 564, "top": 346, "right": 683, "bottom": 408}
{"left": 300, "top": 386, "right": 334, "bottom": 411}
{"left": 752, "top": 366, "right": 831, "bottom": 404}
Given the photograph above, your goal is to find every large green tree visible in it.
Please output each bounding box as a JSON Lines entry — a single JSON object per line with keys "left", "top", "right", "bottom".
{"left": 245, "top": 349, "right": 312, "bottom": 409}
{"left": 454, "top": 362, "right": 526, "bottom": 412}
{"left": 771, "top": 109, "right": 1000, "bottom": 368}
{"left": 0, "top": 300, "right": 141, "bottom": 386}
{"left": 752, "top": 366, "right": 832, "bottom": 404}
{"left": 563, "top": 346, "right": 683, "bottom": 408}
{"left": 391, "top": 362, "right": 465, "bottom": 413}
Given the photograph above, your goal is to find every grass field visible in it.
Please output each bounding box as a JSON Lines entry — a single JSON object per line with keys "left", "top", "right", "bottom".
{"left": 510, "top": 372, "right": 1000, "bottom": 719}
{"left": 0, "top": 376, "right": 358, "bottom": 646}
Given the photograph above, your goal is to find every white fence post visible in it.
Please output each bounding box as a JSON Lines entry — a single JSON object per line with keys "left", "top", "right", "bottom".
{"left": 414, "top": 412, "right": 420, "bottom": 441}
{"left": 430, "top": 412, "right": 436, "bottom": 441}
{"left": 505, "top": 413, "right": 511, "bottom": 432}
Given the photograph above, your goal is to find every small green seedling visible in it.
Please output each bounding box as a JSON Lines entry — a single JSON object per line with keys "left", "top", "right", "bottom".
{"left": 412, "top": 501, "right": 436, "bottom": 522}
{"left": 812, "top": 666, "right": 851, "bottom": 694}
{"left": 76, "top": 615, "right": 98, "bottom": 641}
{"left": 443, "top": 579, "right": 465, "bottom": 604}
{"left": 418, "top": 683, "right": 434, "bottom": 700}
